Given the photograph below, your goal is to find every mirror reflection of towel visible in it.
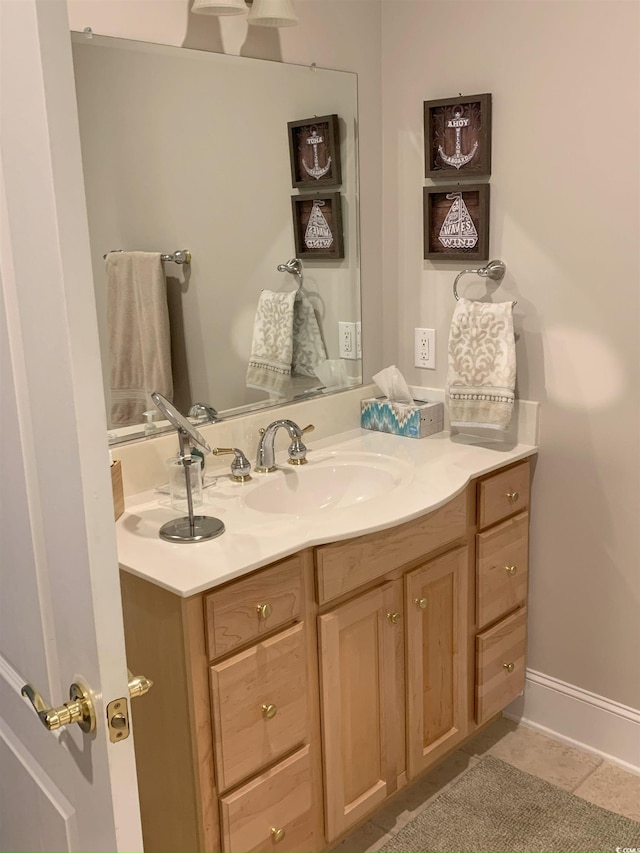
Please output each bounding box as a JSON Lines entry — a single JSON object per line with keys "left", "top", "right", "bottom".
{"left": 106, "top": 251, "right": 173, "bottom": 425}
{"left": 447, "top": 298, "right": 516, "bottom": 430}
{"left": 246, "top": 289, "right": 327, "bottom": 396}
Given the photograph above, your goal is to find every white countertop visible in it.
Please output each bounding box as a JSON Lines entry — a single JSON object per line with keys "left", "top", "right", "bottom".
{"left": 116, "top": 427, "right": 538, "bottom": 598}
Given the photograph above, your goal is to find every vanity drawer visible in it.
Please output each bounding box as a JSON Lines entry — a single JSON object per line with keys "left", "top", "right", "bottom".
{"left": 477, "top": 512, "right": 529, "bottom": 630}
{"left": 477, "top": 461, "right": 530, "bottom": 530}
{"left": 316, "top": 490, "right": 468, "bottom": 604}
{"left": 210, "top": 622, "right": 308, "bottom": 791}
{"left": 205, "top": 555, "right": 303, "bottom": 659}
{"left": 219, "top": 745, "right": 315, "bottom": 853}
{"left": 475, "top": 606, "right": 527, "bottom": 724}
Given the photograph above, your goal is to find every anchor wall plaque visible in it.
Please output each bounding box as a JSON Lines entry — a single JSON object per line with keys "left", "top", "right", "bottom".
{"left": 423, "top": 184, "right": 490, "bottom": 261}
{"left": 291, "top": 193, "right": 344, "bottom": 259}
{"left": 288, "top": 114, "right": 342, "bottom": 189}
{"left": 424, "top": 93, "right": 491, "bottom": 178}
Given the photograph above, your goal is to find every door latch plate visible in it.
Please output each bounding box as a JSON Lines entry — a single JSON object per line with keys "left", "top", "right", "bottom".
{"left": 107, "top": 697, "right": 130, "bottom": 742}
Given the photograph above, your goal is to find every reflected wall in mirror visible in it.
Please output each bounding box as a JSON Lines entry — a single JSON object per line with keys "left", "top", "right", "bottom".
{"left": 71, "top": 34, "right": 362, "bottom": 445}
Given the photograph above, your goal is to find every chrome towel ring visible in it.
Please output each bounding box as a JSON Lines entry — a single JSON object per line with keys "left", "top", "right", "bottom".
{"left": 453, "top": 260, "right": 515, "bottom": 304}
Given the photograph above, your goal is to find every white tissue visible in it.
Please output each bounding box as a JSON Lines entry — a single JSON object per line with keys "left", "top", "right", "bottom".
{"left": 372, "top": 365, "right": 413, "bottom": 404}
{"left": 315, "top": 359, "right": 349, "bottom": 388}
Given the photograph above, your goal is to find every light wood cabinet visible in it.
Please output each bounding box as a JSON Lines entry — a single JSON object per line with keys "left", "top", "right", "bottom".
{"left": 405, "top": 547, "right": 469, "bottom": 779}
{"left": 120, "top": 455, "right": 534, "bottom": 853}
{"left": 318, "top": 583, "right": 399, "bottom": 842}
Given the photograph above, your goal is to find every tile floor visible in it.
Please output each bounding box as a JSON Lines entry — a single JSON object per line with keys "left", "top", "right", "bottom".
{"left": 330, "top": 716, "right": 640, "bottom": 852}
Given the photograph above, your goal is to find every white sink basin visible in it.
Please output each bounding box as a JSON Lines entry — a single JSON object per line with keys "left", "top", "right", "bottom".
{"left": 242, "top": 451, "right": 413, "bottom": 516}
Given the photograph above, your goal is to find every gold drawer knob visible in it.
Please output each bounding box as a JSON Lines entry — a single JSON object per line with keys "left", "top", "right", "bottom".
{"left": 506, "top": 491, "right": 519, "bottom": 503}
{"left": 256, "top": 603, "right": 273, "bottom": 620}
{"left": 271, "top": 827, "right": 286, "bottom": 843}
{"left": 387, "top": 611, "right": 400, "bottom": 624}
{"left": 505, "top": 565, "right": 518, "bottom": 575}
{"left": 415, "top": 597, "right": 428, "bottom": 610}
{"left": 262, "top": 703, "right": 277, "bottom": 720}
{"left": 503, "top": 662, "right": 515, "bottom": 673}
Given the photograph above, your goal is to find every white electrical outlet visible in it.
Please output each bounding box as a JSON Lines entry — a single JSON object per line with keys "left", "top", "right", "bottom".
{"left": 414, "top": 327, "right": 436, "bottom": 369}
{"left": 339, "top": 321, "right": 358, "bottom": 360}
{"left": 355, "top": 322, "right": 362, "bottom": 358}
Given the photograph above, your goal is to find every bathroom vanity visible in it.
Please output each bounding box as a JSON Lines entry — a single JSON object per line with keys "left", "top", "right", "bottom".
{"left": 117, "top": 430, "right": 534, "bottom": 853}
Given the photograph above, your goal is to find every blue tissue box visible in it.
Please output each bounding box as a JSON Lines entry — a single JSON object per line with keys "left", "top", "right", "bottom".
{"left": 361, "top": 396, "right": 444, "bottom": 439}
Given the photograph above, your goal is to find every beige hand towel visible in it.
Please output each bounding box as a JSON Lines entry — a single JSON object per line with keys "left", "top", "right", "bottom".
{"left": 106, "top": 251, "right": 173, "bottom": 425}
{"left": 447, "top": 297, "right": 516, "bottom": 430}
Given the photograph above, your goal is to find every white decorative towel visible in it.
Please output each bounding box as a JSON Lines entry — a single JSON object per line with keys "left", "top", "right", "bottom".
{"left": 106, "top": 251, "right": 173, "bottom": 426}
{"left": 292, "top": 291, "right": 327, "bottom": 376}
{"left": 447, "top": 298, "right": 516, "bottom": 430}
{"left": 246, "top": 289, "right": 327, "bottom": 395}
{"left": 246, "top": 290, "right": 297, "bottom": 396}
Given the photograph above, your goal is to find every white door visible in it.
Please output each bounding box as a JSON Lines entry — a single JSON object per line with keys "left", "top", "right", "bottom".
{"left": 0, "top": 1, "right": 143, "bottom": 850}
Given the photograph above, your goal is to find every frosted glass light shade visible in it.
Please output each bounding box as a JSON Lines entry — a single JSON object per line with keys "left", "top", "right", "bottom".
{"left": 191, "top": 0, "right": 248, "bottom": 15}
{"left": 247, "top": 0, "right": 298, "bottom": 27}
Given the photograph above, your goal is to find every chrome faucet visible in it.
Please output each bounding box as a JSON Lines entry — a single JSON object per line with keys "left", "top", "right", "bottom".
{"left": 188, "top": 402, "right": 221, "bottom": 424}
{"left": 255, "top": 419, "right": 314, "bottom": 473}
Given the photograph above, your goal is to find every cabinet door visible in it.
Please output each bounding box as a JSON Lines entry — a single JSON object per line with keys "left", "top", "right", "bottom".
{"left": 405, "top": 547, "right": 469, "bottom": 779}
{"left": 318, "top": 584, "right": 398, "bottom": 843}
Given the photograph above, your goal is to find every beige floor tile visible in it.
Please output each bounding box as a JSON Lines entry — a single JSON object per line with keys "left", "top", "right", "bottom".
{"left": 459, "top": 715, "right": 519, "bottom": 757}
{"left": 329, "top": 820, "right": 391, "bottom": 853}
{"left": 573, "top": 760, "right": 640, "bottom": 822}
{"left": 478, "top": 722, "right": 603, "bottom": 790}
{"left": 370, "top": 750, "right": 478, "bottom": 834}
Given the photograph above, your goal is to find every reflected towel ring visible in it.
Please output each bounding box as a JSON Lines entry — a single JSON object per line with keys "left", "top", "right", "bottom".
{"left": 277, "top": 257, "right": 303, "bottom": 291}
{"left": 453, "top": 259, "right": 515, "bottom": 305}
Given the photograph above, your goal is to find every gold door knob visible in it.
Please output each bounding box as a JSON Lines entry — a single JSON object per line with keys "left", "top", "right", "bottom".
{"left": 271, "top": 827, "right": 286, "bottom": 843}
{"left": 506, "top": 491, "right": 519, "bottom": 503}
{"left": 415, "top": 597, "right": 428, "bottom": 610}
{"left": 21, "top": 680, "right": 96, "bottom": 733}
{"left": 256, "top": 603, "right": 273, "bottom": 620}
{"left": 128, "top": 672, "right": 154, "bottom": 698}
{"left": 503, "top": 662, "right": 515, "bottom": 673}
{"left": 262, "top": 703, "right": 277, "bottom": 719}
{"left": 505, "top": 565, "right": 518, "bottom": 575}
{"left": 387, "top": 611, "right": 400, "bottom": 624}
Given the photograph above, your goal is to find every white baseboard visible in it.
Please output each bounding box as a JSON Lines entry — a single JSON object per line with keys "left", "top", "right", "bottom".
{"left": 504, "top": 669, "right": 640, "bottom": 776}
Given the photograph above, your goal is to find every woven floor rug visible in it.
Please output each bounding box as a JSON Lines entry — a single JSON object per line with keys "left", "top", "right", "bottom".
{"left": 379, "top": 755, "right": 640, "bottom": 853}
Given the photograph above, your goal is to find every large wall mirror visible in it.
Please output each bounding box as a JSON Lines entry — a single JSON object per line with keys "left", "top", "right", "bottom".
{"left": 71, "top": 33, "right": 362, "bottom": 445}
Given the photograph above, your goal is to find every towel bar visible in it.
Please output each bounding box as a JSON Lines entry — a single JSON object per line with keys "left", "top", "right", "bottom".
{"left": 277, "top": 257, "right": 303, "bottom": 290}
{"left": 103, "top": 249, "right": 191, "bottom": 264}
{"left": 453, "top": 260, "right": 515, "bottom": 304}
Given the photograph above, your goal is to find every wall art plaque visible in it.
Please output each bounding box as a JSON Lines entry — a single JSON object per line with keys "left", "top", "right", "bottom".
{"left": 288, "top": 114, "right": 341, "bottom": 189}
{"left": 424, "top": 93, "right": 491, "bottom": 178}
{"left": 423, "top": 184, "right": 489, "bottom": 261}
{"left": 291, "top": 193, "right": 344, "bottom": 260}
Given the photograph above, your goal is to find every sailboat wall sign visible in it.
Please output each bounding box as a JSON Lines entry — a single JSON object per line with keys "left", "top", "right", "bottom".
{"left": 288, "top": 114, "right": 342, "bottom": 189}
{"left": 423, "top": 184, "right": 490, "bottom": 261}
{"left": 291, "top": 193, "right": 344, "bottom": 259}
{"left": 423, "top": 94, "right": 492, "bottom": 179}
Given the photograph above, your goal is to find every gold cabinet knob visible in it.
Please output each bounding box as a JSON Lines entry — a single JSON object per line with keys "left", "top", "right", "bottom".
{"left": 503, "top": 662, "right": 515, "bottom": 673}
{"left": 506, "top": 491, "right": 519, "bottom": 503}
{"left": 262, "top": 703, "right": 277, "bottom": 720}
{"left": 415, "top": 597, "right": 428, "bottom": 610}
{"left": 505, "top": 565, "right": 518, "bottom": 575}
{"left": 271, "top": 827, "right": 286, "bottom": 843}
{"left": 387, "top": 611, "right": 400, "bottom": 624}
{"left": 256, "top": 603, "right": 273, "bottom": 620}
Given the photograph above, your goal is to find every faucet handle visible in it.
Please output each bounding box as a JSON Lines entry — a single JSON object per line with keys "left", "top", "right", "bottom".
{"left": 212, "top": 447, "right": 252, "bottom": 482}
{"left": 300, "top": 424, "right": 315, "bottom": 435}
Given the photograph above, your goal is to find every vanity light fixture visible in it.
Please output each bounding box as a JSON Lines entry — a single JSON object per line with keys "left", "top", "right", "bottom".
{"left": 191, "top": 0, "right": 298, "bottom": 27}
{"left": 247, "top": 0, "right": 299, "bottom": 27}
{"left": 191, "top": 0, "right": 249, "bottom": 16}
